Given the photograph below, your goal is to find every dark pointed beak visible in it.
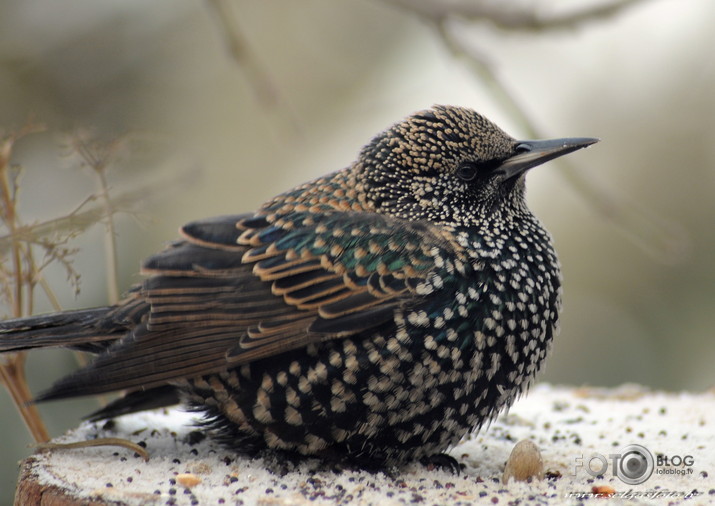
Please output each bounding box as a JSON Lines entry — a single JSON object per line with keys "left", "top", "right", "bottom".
{"left": 498, "top": 137, "right": 599, "bottom": 180}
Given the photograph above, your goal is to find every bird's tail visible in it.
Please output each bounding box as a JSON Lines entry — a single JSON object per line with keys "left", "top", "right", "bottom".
{"left": 0, "top": 306, "right": 183, "bottom": 415}
{"left": 0, "top": 307, "right": 121, "bottom": 353}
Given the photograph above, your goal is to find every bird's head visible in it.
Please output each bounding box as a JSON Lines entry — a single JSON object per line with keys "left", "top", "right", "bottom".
{"left": 354, "top": 105, "right": 597, "bottom": 227}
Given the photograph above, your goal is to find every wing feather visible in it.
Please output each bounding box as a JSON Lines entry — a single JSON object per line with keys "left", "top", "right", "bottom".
{"left": 36, "top": 211, "right": 460, "bottom": 401}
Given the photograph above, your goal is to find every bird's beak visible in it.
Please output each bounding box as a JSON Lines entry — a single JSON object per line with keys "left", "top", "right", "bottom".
{"left": 497, "top": 137, "right": 599, "bottom": 180}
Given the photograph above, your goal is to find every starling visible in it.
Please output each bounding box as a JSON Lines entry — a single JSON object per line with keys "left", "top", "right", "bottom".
{"left": 0, "top": 106, "right": 596, "bottom": 467}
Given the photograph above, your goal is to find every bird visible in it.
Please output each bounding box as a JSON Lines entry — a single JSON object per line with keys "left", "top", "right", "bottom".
{"left": 0, "top": 105, "right": 597, "bottom": 469}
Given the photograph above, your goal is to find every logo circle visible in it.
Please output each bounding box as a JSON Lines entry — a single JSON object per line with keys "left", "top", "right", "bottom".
{"left": 616, "top": 444, "right": 654, "bottom": 485}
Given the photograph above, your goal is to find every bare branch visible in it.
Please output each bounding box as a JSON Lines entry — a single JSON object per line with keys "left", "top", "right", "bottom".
{"left": 382, "top": 0, "right": 651, "bottom": 31}
{"left": 0, "top": 171, "right": 195, "bottom": 257}
{"left": 0, "top": 354, "right": 50, "bottom": 443}
{"left": 0, "top": 123, "right": 51, "bottom": 443}
{"left": 0, "top": 125, "right": 197, "bottom": 443}
{"left": 69, "top": 133, "right": 126, "bottom": 304}
{"left": 205, "top": 0, "right": 280, "bottom": 106}
{"left": 36, "top": 437, "right": 150, "bottom": 462}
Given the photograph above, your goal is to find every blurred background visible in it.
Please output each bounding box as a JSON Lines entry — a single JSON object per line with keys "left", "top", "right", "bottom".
{"left": 1, "top": 0, "right": 714, "bottom": 500}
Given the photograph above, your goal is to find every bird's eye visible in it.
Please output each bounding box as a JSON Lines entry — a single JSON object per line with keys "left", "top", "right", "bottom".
{"left": 456, "top": 162, "right": 478, "bottom": 182}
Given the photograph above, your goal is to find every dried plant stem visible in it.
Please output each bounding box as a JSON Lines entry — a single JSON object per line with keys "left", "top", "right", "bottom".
{"left": 0, "top": 189, "right": 135, "bottom": 255}
{"left": 23, "top": 242, "right": 92, "bottom": 369}
{"left": 36, "top": 437, "right": 150, "bottom": 462}
{"left": 0, "top": 129, "right": 50, "bottom": 443}
{"left": 36, "top": 275, "right": 62, "bottom": 312}
{"left": 71, "top": 134, "right": 124, "bottom": 304}
{"left": 0, "top": 355, "right": 49, "bottom": 443}
{"left": 95, "top": 168, "right": 119, "bottom": 305}
{"left": 0, "top": 150, "right": 23, "bottom": 317}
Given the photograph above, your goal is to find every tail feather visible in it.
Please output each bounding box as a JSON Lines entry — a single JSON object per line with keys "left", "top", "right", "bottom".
{"left": 84, "top": 385, "right": 181, "bottom": 421}
{"left": 0, "top": 307, "right": 120, "bottom": 353}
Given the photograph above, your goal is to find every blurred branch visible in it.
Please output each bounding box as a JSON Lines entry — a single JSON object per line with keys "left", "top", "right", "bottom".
{"left": 0, "top": 122, "right": 45, "bottom": 317}
{"left": 0, "top": 172, "right": 196, "bottom": 257}
{"left": 204, "top": 0, "right": 302, "bottom": 137}
{"left": 0, "top": 355, "right": 49, "bottom": 443}
{"left": 205, "top": 0, "right": 279, "bottom": 106}
{"left": 380, "top": 0, "right": 685, "bottom": 263}
{"left": 0, "top": 127, "right": 198, "bottom": 442}
{"left": 0, "top": 122, "right": 50, "bottom": 444}
{"left": 28, "top": 243, "right": 63, "bottom": 312}
{"left": 382, "top": 0, "right": 650, "bottom": 30}
{"left": 0, "top": 191, "right": 125, "bottom": 256}
{"left": 69, "top": 133, "right": 126, "bottom": 305}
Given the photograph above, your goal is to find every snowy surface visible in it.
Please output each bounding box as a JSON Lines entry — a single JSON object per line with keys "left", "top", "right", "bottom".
{"left": 23, "top": 384, "right": 715, "bottom": 505}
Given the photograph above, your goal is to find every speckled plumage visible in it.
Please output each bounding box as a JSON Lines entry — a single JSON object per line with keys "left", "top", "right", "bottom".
{"left": 0, "top": 106, "right": 596, "bottom": 467}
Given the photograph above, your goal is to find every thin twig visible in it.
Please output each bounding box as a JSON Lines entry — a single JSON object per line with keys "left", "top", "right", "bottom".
{"left": 70, "top": 133, "right": 132, "bottom": 376}
{"left": 0, "top": 124, "right": 50, "bottom": 443}
{"left": 0, "top": 178, "right": 178, "bottom": 256}
{"left": 203, "top": 0, "right": 302, "bottom": 137}
{"left": 0, "top": 136, "right": 24, "bottom": 317}
{"left": 382, "top": 0, "right": 651, "bottom": 30}
{"left": 36, "top": 437, "right": 150, "bottom": 461}
{"left": 96, "top": 168, "right": 119, "bottom": 304}
{"left": 37, "top": 276, "right": 62, "bottom": 312}
{"left": 205, "top": 0, "right": 280, "bottom": 106}
{"left": 0, "top": 354, "right": 50, "bottom": 443}
{"left": 71, "top": 134, "right": 125, "bottom": 304}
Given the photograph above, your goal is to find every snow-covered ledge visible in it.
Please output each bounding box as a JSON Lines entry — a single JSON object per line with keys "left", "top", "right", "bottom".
{"left": 14, "top": 384, "right": 714, "bottom": 505}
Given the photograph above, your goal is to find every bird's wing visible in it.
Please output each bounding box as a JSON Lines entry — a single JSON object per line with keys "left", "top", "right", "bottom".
{"left": 36, "top": 212, "right": 460, "bottom": 400}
